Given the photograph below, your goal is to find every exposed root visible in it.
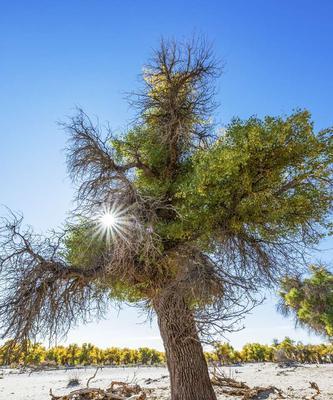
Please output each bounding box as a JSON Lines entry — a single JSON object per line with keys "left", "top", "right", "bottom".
{"left": 108, "top": 382, "right": 144, "bottom": 399}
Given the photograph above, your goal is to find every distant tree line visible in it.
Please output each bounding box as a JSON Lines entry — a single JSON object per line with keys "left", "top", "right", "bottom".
{"left": 0, "top": 342, "right": 165, "bottom": 366}
{"left": 1, "top": 337, "right": 333, "bottom": 366}
{"left": 207, "top": 337, "right": 333, "bottom": 364}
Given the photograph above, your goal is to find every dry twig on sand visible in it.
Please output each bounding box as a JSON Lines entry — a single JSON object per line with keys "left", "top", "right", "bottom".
{"left": 87, "top": 367, "right": 102, "bottom": 388}
{"left": 308, "top": 381, "right": 320, "bottom": 400}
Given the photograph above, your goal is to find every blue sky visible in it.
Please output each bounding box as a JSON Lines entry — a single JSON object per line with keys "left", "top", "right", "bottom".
{"left": 1, "top": 0, "right": 333, "bottom": 350}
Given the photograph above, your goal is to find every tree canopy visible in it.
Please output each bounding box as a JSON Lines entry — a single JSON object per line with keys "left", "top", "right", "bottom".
{"left": 279, "top": 266, "right": 333, "bottom": 340}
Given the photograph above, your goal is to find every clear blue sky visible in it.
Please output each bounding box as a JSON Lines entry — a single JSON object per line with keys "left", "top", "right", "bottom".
{"left": 1, "top": 0, "right": 333, "bottom": 350}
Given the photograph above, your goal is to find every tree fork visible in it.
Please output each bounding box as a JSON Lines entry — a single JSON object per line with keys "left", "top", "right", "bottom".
{"left": 154, "top": 292, "right": 217, "bottom": 400}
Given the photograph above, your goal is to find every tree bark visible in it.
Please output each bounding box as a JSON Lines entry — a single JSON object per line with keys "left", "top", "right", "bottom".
{"left": 154, "top": 292, "right": 217, "bottom": 400}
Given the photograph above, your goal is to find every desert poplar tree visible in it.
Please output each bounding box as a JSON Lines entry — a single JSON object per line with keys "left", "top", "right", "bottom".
{"left": 1, "top": 38, "right": 332, "bottom": 400}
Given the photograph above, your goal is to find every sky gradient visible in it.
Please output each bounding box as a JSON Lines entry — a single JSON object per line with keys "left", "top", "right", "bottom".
{"left": 1, "top": 0, "right": 333, "bottom": 350}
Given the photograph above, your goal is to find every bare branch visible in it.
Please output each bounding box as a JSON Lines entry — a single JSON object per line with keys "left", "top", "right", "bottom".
{"left": 0, "top": 212, "right": 108, "bottom": 344}
{"left": 62, "top": 109, "right": 144, "bottom": 204}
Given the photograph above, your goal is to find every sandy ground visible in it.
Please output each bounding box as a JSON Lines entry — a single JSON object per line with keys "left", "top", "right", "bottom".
{"left": 0, "top": 363, "right": 332, "bottom": 399}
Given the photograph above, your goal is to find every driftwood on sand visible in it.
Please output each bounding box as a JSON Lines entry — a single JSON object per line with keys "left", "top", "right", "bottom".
{"left": 50, "top": 367, "right": 147, "bottom": 400}
{"left": 211, "top": 369, "right": 321, "bottom": 400}
{"left": 49, "top": 381, "right": 147, "bottom": 400}
{"left": 211, "top": 371, "right": 286, "bottom": 399}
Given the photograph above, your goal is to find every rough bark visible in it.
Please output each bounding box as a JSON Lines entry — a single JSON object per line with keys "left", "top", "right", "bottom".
{"left": 154, "top": 292, "right": 217, "bottom": 400}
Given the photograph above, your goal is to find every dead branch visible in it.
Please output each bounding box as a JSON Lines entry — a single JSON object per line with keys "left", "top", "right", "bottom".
{"left": 0, "top": 212, "right": 109, "bottom": 347}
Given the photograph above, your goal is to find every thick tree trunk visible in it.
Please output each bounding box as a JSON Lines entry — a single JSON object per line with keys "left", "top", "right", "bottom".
{"left": 154, "top": 293, "right": 217, "bottom": 400}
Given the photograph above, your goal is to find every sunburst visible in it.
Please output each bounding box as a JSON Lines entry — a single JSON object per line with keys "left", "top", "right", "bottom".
{"left": 93, "top": 203, "right": 132, "bottom": 243}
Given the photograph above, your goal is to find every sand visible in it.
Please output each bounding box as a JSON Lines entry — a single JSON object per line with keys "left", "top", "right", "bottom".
{"left": 0, "top": 363, "right": 332, "bottom": 399}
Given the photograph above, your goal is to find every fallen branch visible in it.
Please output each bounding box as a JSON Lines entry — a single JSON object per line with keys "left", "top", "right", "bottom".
{"left": 211, "top": 370, "right": 285, "bottom": 399}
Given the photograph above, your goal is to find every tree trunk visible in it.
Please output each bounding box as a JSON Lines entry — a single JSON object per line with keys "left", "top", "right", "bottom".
{"left": 154, "top": 293, "right": 217, "bottom": 400}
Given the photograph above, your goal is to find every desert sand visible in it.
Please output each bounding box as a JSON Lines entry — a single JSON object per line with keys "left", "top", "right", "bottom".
{"left": 0, "top": 363, "right": 332, "bottom": 399}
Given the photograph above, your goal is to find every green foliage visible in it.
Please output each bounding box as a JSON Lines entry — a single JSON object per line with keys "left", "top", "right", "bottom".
{"left": 213, "top": 342, "right": 241, "bottom": 364}
{"left": 174, "top": 111, "right": 332, "bottom": 244}
{"left": 240, "top": 342, "right": 273, "bottom": 362}
{"left": 279, "top": 266, "right": 333, "bottom": 339}
{"left": 64, "top": 224, "right": 106, "bottom": 269}
{"left": 104, "top": 110, "right": 333, "bottom": 252}
{"left": 112, "top": 126, "right": 170, "bottom": 181}
{"left": 64, "top": 225, "right": 146, "bottom": 303}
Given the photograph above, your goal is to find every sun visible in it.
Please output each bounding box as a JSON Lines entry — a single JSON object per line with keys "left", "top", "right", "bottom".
{"left": 100, "top": 212, "right": 116, "bottom": 228}
{"left": 93, "top": 203, "right": 132, "bottom": 243}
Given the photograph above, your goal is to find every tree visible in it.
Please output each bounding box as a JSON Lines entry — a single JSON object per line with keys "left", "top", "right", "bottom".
{"left": 213, "top": 342, "right": 241, "bottom": 365}
{"left": 0, "top": 38, "right": 332, "bottom": 400}
{"left": 67, "top": 343, "right": 80, "bottom": 365}
{"left": 240, "top": 343, "right": 273, "bottom": 362}
{"left": 279, "top": 266, "right": 333, "bottom": 341}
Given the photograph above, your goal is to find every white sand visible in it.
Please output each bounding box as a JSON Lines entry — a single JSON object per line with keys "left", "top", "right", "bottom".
{"left": 0, "top": 363, "right": 332, "bottom": 399}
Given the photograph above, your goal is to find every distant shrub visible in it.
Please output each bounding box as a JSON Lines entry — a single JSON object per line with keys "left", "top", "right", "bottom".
{"left": 67, "top": 374, "right": 81, "bottom": 387}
